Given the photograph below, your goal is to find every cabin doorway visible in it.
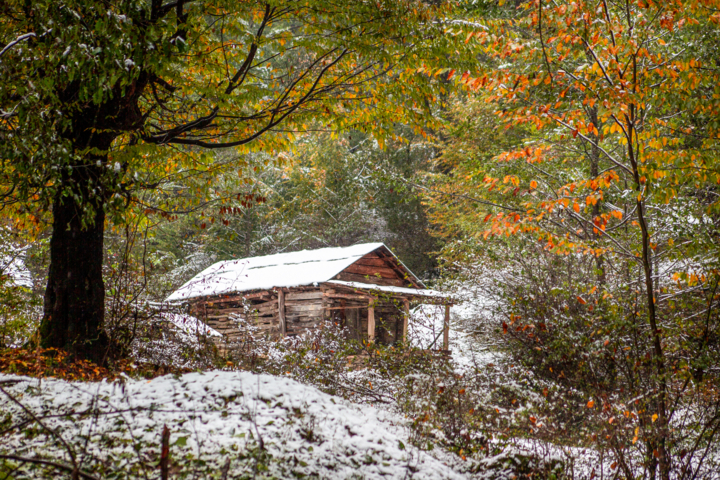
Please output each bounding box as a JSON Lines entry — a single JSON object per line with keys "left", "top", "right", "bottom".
{"left": 331, "top": 304, "right": 403, "bottom": 346}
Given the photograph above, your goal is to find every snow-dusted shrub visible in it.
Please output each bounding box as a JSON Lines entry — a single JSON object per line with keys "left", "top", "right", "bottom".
{"left": 128, "top": 309, "right": 221, "bottom": 372}
{"left": 212, "top": 317, "right": 564, "bottom": 478}
{"left": 0, "top": 234, "right": 42, "bottom": 348}
{"left": 436, "top": 237, "right": 720, "bottom": 479}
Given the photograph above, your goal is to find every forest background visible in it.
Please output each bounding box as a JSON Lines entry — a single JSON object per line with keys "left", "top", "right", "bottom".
{"left": 2, "top": 0, "right": 720, "bottom": 479}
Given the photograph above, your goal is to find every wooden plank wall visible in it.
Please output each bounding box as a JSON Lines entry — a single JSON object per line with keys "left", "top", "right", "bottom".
{"left": 191, "top": 285, "right": 407, "bottom": 349}
{"left": 189, "top": 291, "right": 278, "bottom": 347}
{"left": 332, "top": 251, "right": 418, "bottom": 288}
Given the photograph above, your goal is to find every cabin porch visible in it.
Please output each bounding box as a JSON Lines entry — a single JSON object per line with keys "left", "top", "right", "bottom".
{"left": 188, "top": 280, "right": 453, "bottom": 352}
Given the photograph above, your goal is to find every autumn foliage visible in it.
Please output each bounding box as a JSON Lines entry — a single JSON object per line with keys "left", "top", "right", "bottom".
{"left": 424, "top": 0, "right": 720, "bottom": 478}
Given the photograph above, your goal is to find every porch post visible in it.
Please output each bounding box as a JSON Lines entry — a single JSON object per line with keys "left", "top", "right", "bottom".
{"left": 402, "top": 298, "right": 410, "bottom": 345}
{"left": 443, "top": 303, "right": 450, "bottom": 351}
{"left": 368, "top": 298, "right": 375, "bottom": 343}
{"left": 278, "top": 289, "right": 286, "bottom": 337}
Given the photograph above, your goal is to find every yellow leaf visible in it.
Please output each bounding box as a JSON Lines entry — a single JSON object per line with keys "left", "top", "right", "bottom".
{"left": 652, "top": 414, "right": 658, "bottom": 423}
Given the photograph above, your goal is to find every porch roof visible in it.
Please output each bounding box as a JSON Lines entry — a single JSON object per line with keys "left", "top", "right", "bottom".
{"left": 325, "top": 280, "right": 452, "bottom": 303}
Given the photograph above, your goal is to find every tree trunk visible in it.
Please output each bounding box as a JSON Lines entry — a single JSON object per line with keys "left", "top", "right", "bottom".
{"left": 39, "top": 185, "right": 109, "bottom": 364}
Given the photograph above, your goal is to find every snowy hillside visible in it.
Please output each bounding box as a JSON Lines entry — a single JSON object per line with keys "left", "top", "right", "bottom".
{"left": 0, "top": 371, "right": 468, "bottom": 479}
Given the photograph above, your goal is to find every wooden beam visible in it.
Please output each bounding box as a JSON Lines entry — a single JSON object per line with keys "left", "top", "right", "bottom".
{"left": 323, "top": 291, "right": 373, "bottom": 301}
{"left": 278, "top": 289, "right": 286, "bottom": 337}
{"left": 443, "top": 304, "right": 450, "bottom": 351}
{"left": 202, "top": 290, "right": 272, "bottom": 304}
{"left": 402, "top": 298, "right": 410, "bottom": 345}
{"left": 368, "top": 298, "right": 376, "bottom": 343}
{"left": 333, "top": 272, "right": 406, "bottom": 287}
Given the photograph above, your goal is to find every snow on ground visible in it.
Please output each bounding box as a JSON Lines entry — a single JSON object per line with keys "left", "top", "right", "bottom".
{"left": 408, "top": 286, "right": 500, "bottom": 371}
{"left": 0, "top": 371, "right": 468, "bottom": 479}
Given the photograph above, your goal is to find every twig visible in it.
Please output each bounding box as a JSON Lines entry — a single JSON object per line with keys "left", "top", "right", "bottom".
{"left": 0, "top": 454, "right": 99, "bottom": 480}
{"left": 0, "top": 384, "right": 79, "bottom": 473}
{"left": 0, "top": 33, "right": 36, "bottom": 59}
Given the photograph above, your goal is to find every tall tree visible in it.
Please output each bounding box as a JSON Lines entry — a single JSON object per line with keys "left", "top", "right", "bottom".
{"left": 0, "top": 0, "right": 451, "bottom": 362}
{"left": 428, "top": 1, "right": 720, "bottom": 478}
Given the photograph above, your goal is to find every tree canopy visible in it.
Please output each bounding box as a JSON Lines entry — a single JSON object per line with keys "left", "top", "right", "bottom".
{"left": 0, "top": 0, "right": 457, "bottom": 362}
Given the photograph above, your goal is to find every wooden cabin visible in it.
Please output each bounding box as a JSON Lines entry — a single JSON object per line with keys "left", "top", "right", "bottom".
{"left": 166, "top": 243, "right": 452, "bottom": 350}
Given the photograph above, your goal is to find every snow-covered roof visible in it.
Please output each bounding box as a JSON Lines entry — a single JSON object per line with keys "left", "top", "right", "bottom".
{"left": 326, "top": 280, "right": 449, "bottom": 299}
{"left": 167, "top": 243, "right": 421, "bottom": 302}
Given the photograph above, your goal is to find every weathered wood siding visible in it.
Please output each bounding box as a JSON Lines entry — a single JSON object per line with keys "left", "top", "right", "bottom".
{"left": 191, "top": 284, "right": 406, "bottom": 349}
{"left": 331, "top": 251, "right": 420, "bottom": 288}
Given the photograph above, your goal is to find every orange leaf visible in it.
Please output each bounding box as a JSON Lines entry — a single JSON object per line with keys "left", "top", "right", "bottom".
{"left": 587, "top": 400, "right": 595, "bottom": 408}
{"left": 577, "top": 295, "right": 587, "bottom": 304}
{"left": 573, "top": 203, "right": 580, "bottom": 213}
{"left": 530, "top": 180, "right": 538, "bottom": 189}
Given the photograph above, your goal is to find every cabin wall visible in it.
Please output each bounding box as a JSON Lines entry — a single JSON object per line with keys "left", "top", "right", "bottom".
{"left": 284, "top": 290, "right": 325, "bottom": 336}
{"left": 191, "top": 285, "right": 409, "bottom": 351}
{"left": 189, "top": 292, "right": 279, "bottom": 347}
{"left": 331, "top": 251, "right": 420, "bottom": 288}
{"left": 190, "top": 287, "right": 330, "bottom": 349}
